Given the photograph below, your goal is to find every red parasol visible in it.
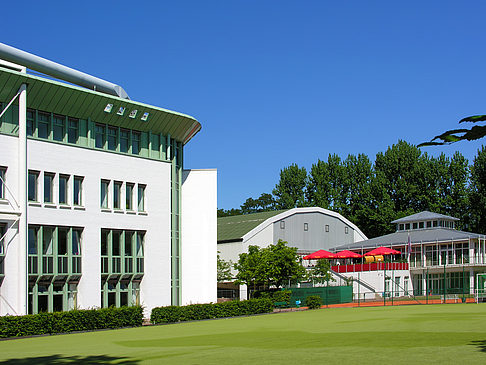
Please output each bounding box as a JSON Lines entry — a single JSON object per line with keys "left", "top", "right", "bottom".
{"left": 303, "top": 249, "right": 336, "bottom": 260}
{"left": 364, "top": 246, "right": 401, "bottom": 256}
{"left": 335, "top": 250, "right": 362, "bottom": 259}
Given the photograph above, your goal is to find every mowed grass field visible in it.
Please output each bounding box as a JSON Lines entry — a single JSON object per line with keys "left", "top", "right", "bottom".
{"left": 1, "top": 304, "right": 486, "bottom": 364}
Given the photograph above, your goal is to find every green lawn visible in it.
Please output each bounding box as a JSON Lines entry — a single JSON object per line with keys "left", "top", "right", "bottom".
{"left": 1, "top": 304, "right": 486, "bottom": 364}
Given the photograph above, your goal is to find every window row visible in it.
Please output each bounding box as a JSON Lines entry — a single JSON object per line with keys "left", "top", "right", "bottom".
{"left": 100, "top": 179, "right": 145, "bottom": 212}
{"left": 397, "top": 220, "right": 456, "bottom": 231}
{"left": 279, "top": 220, "right": 349, "bottom": 234}
{"left": 28, "top": 170, "right": 83, "bottom": 207}
{"left": 28, "top": 225, "right": 82, "bottom": 256}
{"left": 27, "top": 110, "right": 81, "bottom": 144}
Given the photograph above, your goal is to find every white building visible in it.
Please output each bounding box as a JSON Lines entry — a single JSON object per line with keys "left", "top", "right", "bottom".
{"left": 0, "top": 44, "right": 216, "bottom": 316}
{"left": 217, "top": 207, "right": 367, "bottom": 299}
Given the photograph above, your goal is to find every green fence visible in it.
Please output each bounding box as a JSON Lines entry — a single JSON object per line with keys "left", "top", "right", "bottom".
{"left": 288, "top": 286, "right": 352, "bottom": 306}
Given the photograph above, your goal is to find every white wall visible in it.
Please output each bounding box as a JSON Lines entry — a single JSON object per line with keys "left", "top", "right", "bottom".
{"left": 181, "top": 169, "right": 217, "bottom": 305}
{"left": 0, "top": 134, "right": 173, "bottom": 315}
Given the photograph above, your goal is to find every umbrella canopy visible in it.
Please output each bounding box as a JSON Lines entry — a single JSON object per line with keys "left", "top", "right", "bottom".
{"left": 335, "top": 250, "right": 362, "bottom": 259}
{"left": 303, "top": 249, "right": 336, "bottom": 260}
{"left": 364, "top": 246, "right": 401, "bottom": 256}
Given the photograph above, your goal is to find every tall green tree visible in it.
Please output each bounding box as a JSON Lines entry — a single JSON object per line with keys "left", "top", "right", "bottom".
{"left": 309, "top": 259, "right": 335, "bottom": 285}
{"left": 240, "top": 193, "right": 276, "bottom": 214}
{"left": 217, "top": 253, "right": 233, "bottom": 283}
{"left": 273, "top": 164, "right": 308, "bottom": 209}
{"left": 469, "top": 146, "right": 486, "bottom": 233}
{"left": 234, "top": 240, "right": 306, "bottom": 294}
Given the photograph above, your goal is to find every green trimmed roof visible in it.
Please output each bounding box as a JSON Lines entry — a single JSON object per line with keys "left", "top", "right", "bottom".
{"left": 218, "top": 210, "right": 287, "bottom": 242}
{"left": 0, "top": 66, "right": 201, "bottom": 144}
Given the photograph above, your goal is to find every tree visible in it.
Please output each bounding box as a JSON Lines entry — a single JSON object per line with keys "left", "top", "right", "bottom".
{"left": 469, "top": 146, "right": 486, "bottom": 233}
{"left": 217, "top": 253, "right": 233, "bottom": 283}
{"left": 233, "top": 240, "right": 306, "bottom": 295}
{"left": 419, "top": 115, "right": 486, "bottom": 146}
{"left": 217, "top": 208, "right": 242, "bottom": 217}
{"left": 309, "top": 259, "right": 335, "bottom": 285}
{"left": 240, "top": 193, "right": 277, "bottom": 214}
{"left": 273, "top": 164, "right": 308, "bottom": 209}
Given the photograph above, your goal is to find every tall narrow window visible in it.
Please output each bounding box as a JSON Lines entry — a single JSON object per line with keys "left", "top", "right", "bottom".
{"left": 126, "top": 183, "right": 134, "bottom": 210}
{"left": 107, "top": 127, "right": 118, "bottom": 151}
{"left": 112, "top": 231, "right": 121, "bottom": 256}
{"left": 27, "top": 110, "right": 35, "bottom": 136}
{"left": 72, "top": 229, "right": 81, "bottom": 255}
{"left": 44, "top": 173, "right": 54, "bottom": 203}
{"left": 113, "top": 181, "right": 122, "bottom": 209}
{"left": 95, "top": 124, "right": 105, "bottom": 149}
{"left": 59, "top": 175, "right": 69, "bottom": 205}
{"left": 28, "top": 171, "right": 38, "bottom": 202}
{"left": 37, "top": 112, "right": 50, "bottom": 139}
{"left": 100, "top": 180, "right": 109, "bottom": 208}
{"left": 101, "top": 229, "right": 109, "bottom": 255}
{"left": 53, "top": 115, "right": 65, "bottom": 141}
{"left": 137, "top": 184, "right": 145, "bottom": 212}
{"left": 136, "top": 232, "right": 144, "bottom": 256}
{"left": 0, "top": 167, "right": 6, "bottom": 199}
{"left": 43, "top": 227, "right": 53, "bottom": 255}
{"left": 73, "top": 176, "right": 83, "bottom": 206}
{"left": 345, "top": 226, "right": 349, "bottom": 234}
{"left": 125, "top": 231, "right": 133, "bottom": 256}
{"left": 304, "top": 223, "right": 309, "bottom": 231}
{"left": 132, "top": 131, "right": 141, "bottom": 155}
{"left": 68, "top": 118, "right": 79, "bottom": 144}
{"left": 58, "top": 228, "right": 68, "bottom": 255}
{"left": 0, "top": 223, "right": 5, "bottom": 254}
{"left": 28, "top": 226, "right": 39, "bottom": 254}
{"left": 120, "top": 129, "right": 129, "bottom": 153}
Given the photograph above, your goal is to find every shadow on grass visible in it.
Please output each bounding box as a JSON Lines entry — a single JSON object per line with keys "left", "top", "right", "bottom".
{"left": 0, "top": 354, "right": 138, "bottom": 364}
{"left": 470, "top": 340, "right": 486, "bottom": 353}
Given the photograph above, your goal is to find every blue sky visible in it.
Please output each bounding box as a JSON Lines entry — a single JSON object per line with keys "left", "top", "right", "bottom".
{"left": 3, "top": 1, "right": 486, "bottom": 209}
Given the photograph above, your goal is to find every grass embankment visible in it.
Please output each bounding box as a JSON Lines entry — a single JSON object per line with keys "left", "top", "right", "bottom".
{"left": 0, "top": 304, "right": 485, "bottom": 364}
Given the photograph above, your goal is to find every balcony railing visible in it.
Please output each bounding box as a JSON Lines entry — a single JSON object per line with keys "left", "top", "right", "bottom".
{"left": 332, "top": 262, "right": 409, "bottom": 273}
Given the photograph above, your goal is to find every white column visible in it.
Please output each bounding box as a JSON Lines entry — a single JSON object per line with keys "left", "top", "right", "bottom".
{"left": 18, "top": 83, "right": 27, "bottom": 315}
{"left": 470, "top": 269, "right": 475, "bottom": 295}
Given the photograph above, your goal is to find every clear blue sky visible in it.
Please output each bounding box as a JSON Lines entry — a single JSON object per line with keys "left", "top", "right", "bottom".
{"left": 3, "top": 1, "right": 486, "bottom": 209}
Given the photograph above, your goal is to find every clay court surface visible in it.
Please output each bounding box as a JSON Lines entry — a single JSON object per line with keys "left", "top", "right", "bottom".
{"left": 1, "top": 303, "right": 485, "bottom": 364}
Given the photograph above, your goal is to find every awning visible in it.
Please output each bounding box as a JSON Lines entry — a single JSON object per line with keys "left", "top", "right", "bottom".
{"left": 303, "top": 249, "right": 336, "bottom": 260}
{"left": 364, "top": 247, "right": 401, "bottom": 256}
{"left": 335, "top": 250, "right": 362, "bottom": 259}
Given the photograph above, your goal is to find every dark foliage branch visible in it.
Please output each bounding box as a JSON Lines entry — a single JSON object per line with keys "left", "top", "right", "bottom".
{"left": 419, "top": 115, "right": 486, "bottom": 146}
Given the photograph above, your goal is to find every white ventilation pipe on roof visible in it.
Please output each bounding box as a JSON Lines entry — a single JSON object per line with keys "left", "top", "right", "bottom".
{"left": 0, "top": 42, "right": 130, "bottom": 99}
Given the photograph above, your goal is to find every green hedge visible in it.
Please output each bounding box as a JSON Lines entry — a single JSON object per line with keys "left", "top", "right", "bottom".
{"left": 305, "top": 295, "right": 322, "bottom": 309}
{"left": 151, "top": 298, "right": 273, "bottom": 324}
{"left": 0, "top": 306, "right": 143, "bottom": 338}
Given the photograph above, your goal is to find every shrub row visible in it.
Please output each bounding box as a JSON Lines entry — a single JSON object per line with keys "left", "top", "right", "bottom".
{"left": 254, "top": 290, "right": 292, "bottom": 305}
{"left": 150, "top": 298, "right": 273, "bottom": 324}
{"left": 0, "top": 306, "right": 143, "bottom": 338}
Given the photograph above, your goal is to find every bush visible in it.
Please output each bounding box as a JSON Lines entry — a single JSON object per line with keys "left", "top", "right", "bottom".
{"left": 0, "top": 306, "right": 143, "bottom": 338}
{"left": 305, "top": 296, "right": 322, "bottom": 309}
{"left": 272, "top": 290, "right": 291, "bottom": 303}
{"left": 150, "top": 298, "right": 273, "bottom": 324}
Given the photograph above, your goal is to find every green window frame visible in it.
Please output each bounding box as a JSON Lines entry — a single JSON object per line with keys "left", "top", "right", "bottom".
{"left": 53, "top": 115, "right": 65, "bottom": 142}
{"left": 100, "top": 180, "right": 109, "bottom": 209}
{"left": 126, "top": 183, "right": 134, "bottom": 210}
{"left": 132, "top": 131, "right": 141, "bottom": 155}
{"left": 107, "top": 126, "right": 118, "bottom": 151}
{"left": 37, "top": 112, "right": 50, "bottom": 139}
{"left": 59, "top": 175, "right": 69, "bottom": 205}
{"left": 137, "top": 184, "right": 145, "bottom": 212}
{"left": 28, "top": 170, "right": 39, "bottom": 202}
{"left": 67, "top": 118, "right": 79, "bottom": 144}
{"left": 43, "top": 172, "right": 54, "bottom": 203}
{"left": 73, "top": 176, "right": 83, "bottom": 206}
{"left": 113, "top": 181, "right": 122, "bottom": 209}
{"left": 27, "top": 109, "right": 35, "bottom": 136}
{"left": 95, "top": 124, "right": 105, "bottom": 149}
{"left": 120, "top": 129, "right": 129, "bottom": 153}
